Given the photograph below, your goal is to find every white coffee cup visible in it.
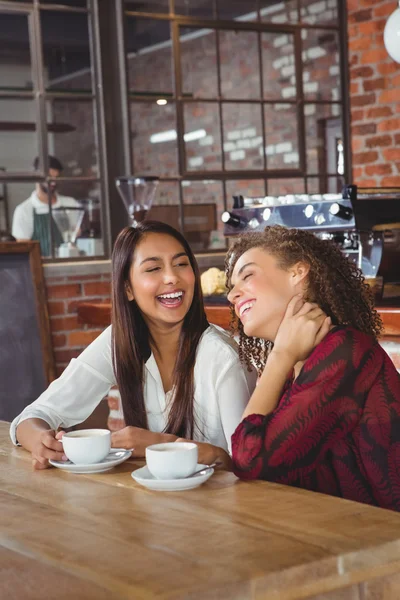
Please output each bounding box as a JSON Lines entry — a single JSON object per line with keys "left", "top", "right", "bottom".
{"left": 61, "top": 429, "right": 111, "bottom": 465}
{"left": 146, "top": 442, "right": 198, "bottom": 479}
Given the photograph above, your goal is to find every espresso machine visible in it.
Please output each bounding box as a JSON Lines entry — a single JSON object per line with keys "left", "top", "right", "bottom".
{"left": 116, "top": 176, "right": 159, "bottom": 225}
{"left": 222, "top": 185, "right": 400, "bottom": 292}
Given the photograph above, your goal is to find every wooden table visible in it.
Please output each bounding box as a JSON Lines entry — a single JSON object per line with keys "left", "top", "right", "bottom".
{"left": 2, "top": 422, "right": 400, "bottom": 599}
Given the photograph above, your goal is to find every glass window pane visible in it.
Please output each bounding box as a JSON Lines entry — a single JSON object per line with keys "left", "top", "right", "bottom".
{"left": 147, "top": 181, "right": 181, "bottom": 225}
{"left": 264, "top": 104, "right": 299, "bottom": 170}
{"left": 262, "top": 32, "right": 296, "bottom": 100}
{"left": 131, "top": 101, "right": 178, "bottom": 176}
{"left": 300, "top": 0, "right": 338, "bottom": 25}
{"left": 220, "top": 31, "right": 260, "bottom": 99}
{"left": 305, "top": 104, "right": 342, "bottom": 175}
{"left": 307, "top": 175, "right": 344, "bottom": 194}
{"left": 260, "top": 0, "right": 299, "bottom": 23}
{"left": 5, "top": 182, "right": 36, "bottom": 238}
{"left": 53, "top": 181, "right": 104, "bottom": 258}
{"left": 267, "top": 178, "right": 305, "bottom": 195}
{"left": 302, "top": 29, "right": 340, "bottom": 101}
{"left": 40, "top": 1, "right": 87, "bottom": 6}
{"left": 217, "top": 0, "right": 258, "bottom": 20}
{"left": 47, "top": 98, "right": 98, "bottom": 178}
{"left": 126, "top": 17, "right": 173, "bottom": 96}
{"left": 182, "top": 180, "right": 225, "bottom": 251}
{"left": 225, "top": 179, "right": 265, "bottom": 202}
{"left": 41, "top": 10, "right": 92, "bottom": 92}
{"left": 0, "top": 99, "right": 38, "bottom": 172}
{"left": 0, "top": 13, "right": 32, "bottom": 91}
{"left": 180, "top": 27, "right": 218, "bottom": 98}
{"left": 174, "top": 0, "right": 217, "bottom": 18}
{"left": 125, "top": 0, "right": 170, "bottom": 13}
{"left": 222, "top": 104, "right": 263, "bottom": 170}
{"left": 183, "top": 102, "right": 222, "bottom": 171}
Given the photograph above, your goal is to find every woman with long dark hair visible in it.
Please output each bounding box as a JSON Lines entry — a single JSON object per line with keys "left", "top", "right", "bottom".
{"left": 11, "top": 221, "right": 255, "bottom": 469}
{"left": 226, "top": 225, "right": 400, "bottom": 510}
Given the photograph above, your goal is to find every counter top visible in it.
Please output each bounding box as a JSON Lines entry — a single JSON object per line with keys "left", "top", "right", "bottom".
{"left": 77, "top": 301, "right": 400, "bottom": 338}
{"left": 2, "top": 419, "right": 400, "bottom": 599}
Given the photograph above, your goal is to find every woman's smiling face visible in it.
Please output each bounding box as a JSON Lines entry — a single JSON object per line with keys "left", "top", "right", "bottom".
{"left": 126, "top": 232, "right": 195, "bottom": 328}
{"left": 228, "top": 247, "right": 307, "bottom": 341}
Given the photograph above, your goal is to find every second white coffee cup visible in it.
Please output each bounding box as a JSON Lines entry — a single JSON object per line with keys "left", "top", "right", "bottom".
{"left": 61, "top": 429, "right": 111, "bottom": 465}
{"left": 146, "top": 442, "right": 198, "bottom": 479}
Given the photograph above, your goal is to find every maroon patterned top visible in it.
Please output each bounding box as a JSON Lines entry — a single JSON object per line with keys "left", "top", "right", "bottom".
{"left": 232, "top": 327, "right": 400, "bottom": 511}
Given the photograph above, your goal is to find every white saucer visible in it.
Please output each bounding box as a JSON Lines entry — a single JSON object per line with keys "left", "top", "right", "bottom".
{"left": 49, "top": 449, "right": 132, "bottom": 474}
{"left": 131, "top": 463, "right": 214, "bottom": 491}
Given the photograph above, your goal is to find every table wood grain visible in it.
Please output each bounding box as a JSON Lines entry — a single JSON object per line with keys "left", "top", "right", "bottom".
{"left": 2, "top": 422, "right": 400, "bottom": 599}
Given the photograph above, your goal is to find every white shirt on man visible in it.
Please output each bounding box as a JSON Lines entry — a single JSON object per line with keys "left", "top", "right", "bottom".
{"left": 12, "top": 190, "right": 79, "bottom": 240}
{"left": 10, "top": 324, "right": 256, "bottom": 453}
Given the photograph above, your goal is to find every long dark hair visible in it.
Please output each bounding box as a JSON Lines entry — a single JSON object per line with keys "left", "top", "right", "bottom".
{"left": 111, "top": 220, "right": 209, "bottom": 438}
{"left": 225, "top": 225, "right": 383, "bottom": 373}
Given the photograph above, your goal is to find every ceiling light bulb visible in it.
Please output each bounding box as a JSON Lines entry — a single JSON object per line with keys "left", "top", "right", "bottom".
{"left": 156, "top": 98, "right": 168, "bottom": 106}
{"left": 384, "top": 1, "right": 400, "bottom": 63}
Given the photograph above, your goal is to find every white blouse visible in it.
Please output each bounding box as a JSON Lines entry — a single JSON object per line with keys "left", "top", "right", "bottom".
{"left": 10, "top": 325, "right": 256, "bottom": 453}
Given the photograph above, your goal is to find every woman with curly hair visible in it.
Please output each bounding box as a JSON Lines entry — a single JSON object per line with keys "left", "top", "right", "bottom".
{"left": 226, "top": 225, "right": 400, "bottom": 511}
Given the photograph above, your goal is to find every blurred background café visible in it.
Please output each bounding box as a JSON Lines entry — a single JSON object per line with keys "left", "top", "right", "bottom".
{"left": 0, "top": 0, "right": 399, "bottom": 423}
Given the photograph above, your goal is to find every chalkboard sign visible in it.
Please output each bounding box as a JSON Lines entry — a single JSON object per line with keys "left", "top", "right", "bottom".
{"left": 0, "top": 241, "right": 55, "bottom": 422}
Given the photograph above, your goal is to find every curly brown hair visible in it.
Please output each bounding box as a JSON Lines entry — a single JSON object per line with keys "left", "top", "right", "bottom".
{"left": 225, "top": 225, "right": 383, "bottom": 373}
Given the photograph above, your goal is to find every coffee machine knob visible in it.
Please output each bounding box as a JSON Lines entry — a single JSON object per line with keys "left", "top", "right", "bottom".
{"left": 329, "top": 202, "right": 353, "bottom": 221}
{"left": 221, "top": 211, "right": 247, "bottom": 228}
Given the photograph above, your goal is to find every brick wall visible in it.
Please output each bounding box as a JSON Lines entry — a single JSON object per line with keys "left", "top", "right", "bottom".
{"left": 347, "top": 0, "right": 400, "bottom": 187}
{"left": 46, "top": 272, "right": 111, "bottom": 376}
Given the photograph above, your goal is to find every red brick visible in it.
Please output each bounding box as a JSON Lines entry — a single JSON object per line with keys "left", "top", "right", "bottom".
{"left": 352, "top": 167, "right": 364, "bottom": 180}
{"left": 351, "top": 138, "right": 364, "bottom": 153}
{"left": 361, "top": 49, "right": 390, "bottom": 65}
{"left": 50, "top": 316, "right": 80, "bottom": 332}
{"left": 374, "top": 3, "right": 397, "bottom": 18}
{"left": 350, "top": 66, "right": 374, "bottom": 79}
{"left": 107, "top": 395, "right": 121, "bottom": 411}
{"left": 351, "top": 109, "right": 365, "bottom": 122}
{"left": 396, "top": 163, "right": 400, "bottom": 174}
{"left": 47, "top": 283, "right": 81, "bottom": 300}
{"left": 383, "top": 148, "right": 400, "bottom": 162}
{"left": 358, "top": 21, "right": 382, "bottom": 36}
{"left": 107, "top": 417, "right": 126, "bottom": 432}
{"left": 349, "top": 8, "right": 372, "bottom": 23}
{"left": 365, "top": 134, "right": 392, "bottom": 148}
{"left": 353, "top": 151, "right": 379, "bottom": 165}
{"left": 379, "top": 89, "right": 400, "bottom": 104}
{"left": 48, "top": 301, "right": 65, "bottom": 316}
{"left": 377, "top": 62, "right": 400, "bottom": 76}
{"left": 377, "top": 119, "right": 400, "bottom": 133}
{"left": 68, "top": 329, "right": 103, "bottom": 347}
{"left": 395, "top": 134, "right": 400, "bottom": 145}
{"left": 350, "top": 81, "right": 360, "bottom": 95}
{"left": 55, "top": 349, "right": 82, "bottom": 363}
{"left": 382, "top": 176, "right": 400, "bottom": 187}
{"left": 351, "top": 93, "right": 376, "bottom": 107}
{"left": 349, "top": 37, "right": 371, "bottom": 51}
{"left": 366, "top": 106, "right": 393, "bottom": 119}
{"left": 351, "top": 123, "right": 376, "bottom": 136}
{"left": 365, "top": 164, "right": 393, "bottom": 176}
{"left": 52, "top": 333, "right": 67, "bottom": 348}
{"left": 357, "top": 178, "right": 377, "bottom": 187}
{"left": 363, "top": 77, "right": 386, "bottom": 92}
{"left": 392, "top": 74, "right": 400, "bottom": 88}
{"left": 83, "top": 282, "right": 111, "bottom": 296}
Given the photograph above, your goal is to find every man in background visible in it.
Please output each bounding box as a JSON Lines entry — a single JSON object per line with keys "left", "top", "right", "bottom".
{"left": 12, "top": 156, "right": 80, "bottom": 256}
